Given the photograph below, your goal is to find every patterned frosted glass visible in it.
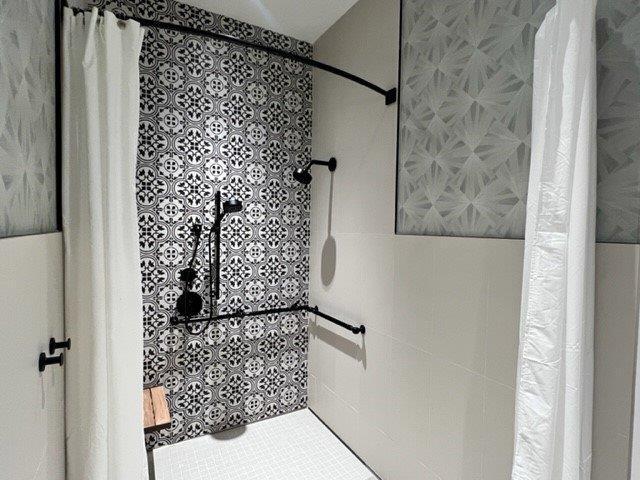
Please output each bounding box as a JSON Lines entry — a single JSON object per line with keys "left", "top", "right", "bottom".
{"left": 0, "top": 0, "right": 57, "bottom": 238}
{"left": 396, "top": 0, "right": 640, "bottom": 243}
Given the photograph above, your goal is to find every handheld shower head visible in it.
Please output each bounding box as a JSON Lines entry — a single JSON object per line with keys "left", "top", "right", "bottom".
{"left": 293, "top": 157, "right": 337, "bottom": 185}
{"left": 212, "top": 194, "right": 244, "bottom": 225}
{"left": 223, "top": 197, "right": 243, "bottom": 215}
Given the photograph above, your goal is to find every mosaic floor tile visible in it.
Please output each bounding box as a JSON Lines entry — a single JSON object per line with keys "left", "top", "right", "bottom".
{"left": 153, "top": 409, "right": 376, "bottom": 480}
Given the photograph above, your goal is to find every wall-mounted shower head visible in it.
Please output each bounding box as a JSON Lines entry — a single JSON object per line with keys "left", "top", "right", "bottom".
{"left": 293, "top": 157, "right": 337, "bottom": 185}
{"left": 293, "top": 165, "right": 313, "bottom": 185}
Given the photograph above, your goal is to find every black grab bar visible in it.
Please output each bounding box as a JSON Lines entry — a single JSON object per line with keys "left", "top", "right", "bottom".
{"left": 304, "top": 306, "right": 366, "bottom": 335}
{"left": 170, "top": 304, "right": 365, "bottom": 335}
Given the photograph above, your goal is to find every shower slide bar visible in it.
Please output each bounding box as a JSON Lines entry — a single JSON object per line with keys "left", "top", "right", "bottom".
{"left": 63, "top": 2, "right": 397, "bottom": 105}
{"left": 170, "top": 304, "right": 366, "bottom": 335}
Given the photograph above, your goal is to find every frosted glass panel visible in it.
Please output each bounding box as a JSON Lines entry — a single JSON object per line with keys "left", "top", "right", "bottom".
{"left": 0, "top": 0, "right": 57, "bottom": 238}
{"left": 396, "top": 0, "right": 640, "bottom": 243}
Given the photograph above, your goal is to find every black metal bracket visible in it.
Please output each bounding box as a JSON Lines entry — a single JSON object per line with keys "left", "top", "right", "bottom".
{"left": 49, "top": 337, "right": 71, "bottom": 354}
{"left": 39, "top": 352, "right": 64, "bottom": 372}
{"left": 64, "top": 4, "right": 397, "bottom": 105}
{"left": 171, "top": 304, "right": 365, "bottom": 335}
{"left": 385, "top": 88, "right": 398, "bottom": 106}
{"left": 311, "top": 158, "right": 337, "bottom": 172}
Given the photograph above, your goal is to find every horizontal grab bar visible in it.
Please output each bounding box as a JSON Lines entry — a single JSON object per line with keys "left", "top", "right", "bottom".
{"left": 304, "top": 306, "right": 366, "bottom": 335}
{"left": 170, "top": 304, "right": 365, "bottom": 335}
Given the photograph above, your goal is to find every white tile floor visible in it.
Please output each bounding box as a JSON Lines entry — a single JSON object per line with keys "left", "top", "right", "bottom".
{"left": 153, "top": 409, "right": 377, "bottom": 480}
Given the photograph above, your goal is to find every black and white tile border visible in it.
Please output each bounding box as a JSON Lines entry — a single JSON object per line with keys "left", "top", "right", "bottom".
{"left": 83, "top": 0, "right": 312, "bottom": 448}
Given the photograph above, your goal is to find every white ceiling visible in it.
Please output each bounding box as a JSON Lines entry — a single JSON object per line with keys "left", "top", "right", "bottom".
{"left": 179, "top": 0, "right": 359, "bottom": 43}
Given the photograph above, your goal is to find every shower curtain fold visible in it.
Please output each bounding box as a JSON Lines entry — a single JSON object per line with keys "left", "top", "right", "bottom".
{"left": 511, "top": 1, "right": 597, "bottom": 479}
{"left": 62, "top": 8, "right": 148, "bottom": 480}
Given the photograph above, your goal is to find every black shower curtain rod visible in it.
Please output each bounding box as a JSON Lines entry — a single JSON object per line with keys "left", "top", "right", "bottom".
{"left": 170, "top": 304, "right": 366, "bottom": 335}
{"left": 64, "top": 3, "right": 397, "bottom": 105}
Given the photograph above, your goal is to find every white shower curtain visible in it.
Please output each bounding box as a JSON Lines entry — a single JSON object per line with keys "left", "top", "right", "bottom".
{"left": 511, "top": 1, "right": 597, "bottom": 479}
{"left": 62, "top": 8, "right": 148, "bottom": 480}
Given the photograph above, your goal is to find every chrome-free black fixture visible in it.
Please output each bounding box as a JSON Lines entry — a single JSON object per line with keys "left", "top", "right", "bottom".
{"left": 170, "top": 304, "right": 366, "bottom": 336}
{"left": 169, "top": 190, "right": 366, "bottom": 337}
{"left": 220, "top": 197, "right": 243, "bottom": 217}
{"left": 49, "top": 337, "right": 71, "bottom": 354}
{"left": 60, "top": 1, "right": 397, "bottom": 105}
{"left": 39, "top": 352, "right": 63, "bottom": 372}
{"left": 293, "top": 157, "right": 338, "bottom": 185}
{"left": 176, "top": 223, "right": 204, "bottom": 318}
{"left": 209, "top": 192, "right": 243, "bottom": 310}
{"left": 40, "top": 337, "right": 71, "bottom": 372}
{"left": 174, "top": 193, "right": 244, "bottom": 321}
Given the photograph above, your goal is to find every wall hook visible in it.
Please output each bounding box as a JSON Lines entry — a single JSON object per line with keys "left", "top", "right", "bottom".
{"left": 49, "top": 337, "right": 71, "bottom": 354}
{"left": 39, "top": 352, "right": 64, "bottom": 372}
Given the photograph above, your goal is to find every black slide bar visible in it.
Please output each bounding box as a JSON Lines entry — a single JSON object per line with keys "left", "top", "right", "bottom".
{"left": 64, "top": 3, "right": 397, "bottom": 105}
{"left": 171, "top": 304, "right": 366, "bottom": 335}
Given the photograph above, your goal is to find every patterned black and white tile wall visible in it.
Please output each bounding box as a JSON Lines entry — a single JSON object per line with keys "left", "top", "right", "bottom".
{"left": 80, "top": 0, "right": 312, "bottom": 448}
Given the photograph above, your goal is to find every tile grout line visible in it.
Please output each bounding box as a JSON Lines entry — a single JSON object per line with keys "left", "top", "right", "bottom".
{"left": 307, "top": 407, "right": 382, "bottom": 480}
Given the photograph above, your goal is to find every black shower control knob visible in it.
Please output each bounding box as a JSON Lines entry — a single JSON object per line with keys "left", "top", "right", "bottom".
{"left": 39, "top": 352, "right": 64, "bottom": 372}
{"left": 179, "top": 267, "right": 197, "bottom": 283}
{"left": 49, "top": 337, "right": 71, "bottom": 354}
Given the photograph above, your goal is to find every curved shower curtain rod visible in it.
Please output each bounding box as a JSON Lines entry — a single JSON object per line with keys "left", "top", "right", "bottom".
{"left": 62, "top": 1, "right": 398, "bottom": 105}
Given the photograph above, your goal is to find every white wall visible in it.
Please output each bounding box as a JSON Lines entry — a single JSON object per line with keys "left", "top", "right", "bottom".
{"left": 0, "top": 233, "right": 65, "bottom": 479}
{"left": 309, "top": 1, "right": 638, "bottom": 478}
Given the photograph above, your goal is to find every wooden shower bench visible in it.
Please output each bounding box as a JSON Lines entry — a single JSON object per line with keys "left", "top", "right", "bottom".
{"left": 143, "top": 386, "right": 171, "bottom": 433}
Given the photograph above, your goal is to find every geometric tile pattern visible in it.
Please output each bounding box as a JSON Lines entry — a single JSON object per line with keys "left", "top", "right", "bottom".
{"left": 83, "top": 0, "right": 312, "bottom": 448}
{"left": 0, "top": 0, "right": 57, "bottom": 237}
{"left": 153, "top": 409, "right": 377, "bottom": 480}
{"left": 397, "top": 0, "right": 640, "bottom": 244}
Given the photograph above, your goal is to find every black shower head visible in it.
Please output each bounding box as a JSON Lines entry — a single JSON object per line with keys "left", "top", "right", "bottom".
{"left": 293, "top": 157, "right": 337, "bottom": 185}
{"left": 293, "top": 165, "right": 313, "bottom": 185}
{"left": 223, "top": 197, "right": 243, "bottom": 215}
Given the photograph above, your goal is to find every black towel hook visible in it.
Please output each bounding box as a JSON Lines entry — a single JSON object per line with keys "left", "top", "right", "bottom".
{"left": 49, "top": 337, "right": 71, "bottom": 354}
